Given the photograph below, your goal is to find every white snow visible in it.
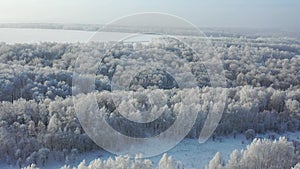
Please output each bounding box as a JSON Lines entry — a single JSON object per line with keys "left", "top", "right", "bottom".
{"left": 0, "top": 28, "right": 132, "bottom": 44}
{"left": 0, "top": 28, "right": 163, "bottom": 44}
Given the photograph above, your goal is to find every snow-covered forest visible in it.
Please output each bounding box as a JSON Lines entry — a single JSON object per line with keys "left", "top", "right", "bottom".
{"left": 0, "top": 28, "right": 299, "bottom": 168}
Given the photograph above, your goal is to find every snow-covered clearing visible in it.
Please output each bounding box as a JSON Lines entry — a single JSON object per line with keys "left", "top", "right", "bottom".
{"left": 2, "top": 131, "right": 299, "bottom": 169}
{"left": 0, "top": 28, "right": 163, "bottom": 44}
{"left": 0, "top": 28, "right": 131, "bottom": 44}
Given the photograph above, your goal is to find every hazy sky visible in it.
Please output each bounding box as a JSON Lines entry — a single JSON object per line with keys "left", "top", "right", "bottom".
{"left": 0, "top": 0, "right": 299, "bottom": 30}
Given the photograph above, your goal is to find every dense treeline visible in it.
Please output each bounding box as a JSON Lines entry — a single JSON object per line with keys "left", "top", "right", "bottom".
{"left": 1, "top": 86, "right": 299, "bottom": 166}
{"left": 0, "top": 36, "right": 300, "bottom": 101}
{"left": 0, "top": 37, "right": 299, "bottom": 101}
{"left": 0, "top": 34, "right": 299, "bottom": 168}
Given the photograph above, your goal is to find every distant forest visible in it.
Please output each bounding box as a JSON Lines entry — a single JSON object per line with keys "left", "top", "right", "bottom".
{"left": 0, "top": 30, "right": 299, "bottom": 168}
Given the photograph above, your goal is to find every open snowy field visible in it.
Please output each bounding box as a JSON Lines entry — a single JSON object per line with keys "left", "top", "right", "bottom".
{"left": 0, "top": 28, "right": 165, "bottom": 44}
{"left": 0, "top": 28, "right": 133, "bottom": 44}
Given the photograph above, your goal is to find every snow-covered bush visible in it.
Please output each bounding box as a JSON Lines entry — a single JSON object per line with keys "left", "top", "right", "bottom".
{"left": 291, "top": 163, "right": 300, "bottom": 169}
{"left": 22, "top": 164, "right": 39, "bottom": 169}
{"left": 60, "top": 154, "right": 153, "bottom": 169}
{"left": 224, "top": 137, "right": 299, "bottom": 169}
{"left": 205, "top": 152, "right": 223, "bottom": 169}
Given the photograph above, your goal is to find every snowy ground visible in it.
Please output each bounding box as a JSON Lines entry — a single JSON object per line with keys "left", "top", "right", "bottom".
{"left": 2, "top": 131, "right": 299, "bottom": 169}
{"left": 0, "top": 28, "right": 131, "bottom": 43}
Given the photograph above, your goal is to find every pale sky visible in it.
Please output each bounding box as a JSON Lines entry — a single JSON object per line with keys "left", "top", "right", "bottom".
{"left": 0, "top": 0, "right": 299, "bottom": 30}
